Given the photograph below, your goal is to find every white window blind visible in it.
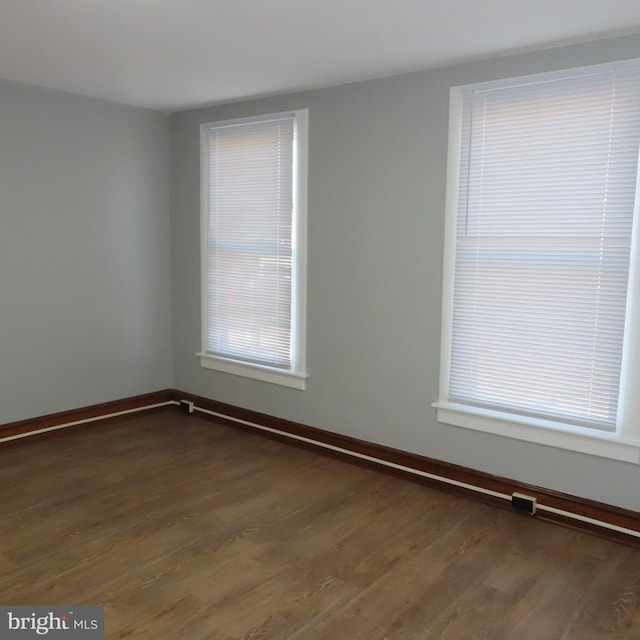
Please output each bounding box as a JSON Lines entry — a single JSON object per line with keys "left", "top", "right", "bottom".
{"left": 448, "top": 63, "right": 640, "bottom": 432}
{"left": 202, "top": 114, "right": 298, "bottom": 371}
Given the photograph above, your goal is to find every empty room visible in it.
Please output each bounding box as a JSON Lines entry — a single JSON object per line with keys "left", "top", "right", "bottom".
{"left": 3, "top": 1, "right": 640, "bottom": 638}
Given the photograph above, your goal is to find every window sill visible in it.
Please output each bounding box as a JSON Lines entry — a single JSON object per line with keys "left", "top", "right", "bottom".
{"left": 432, "top": 402, "right": 640, "bottom": 463}
{"left": 198, "top": 353, "right": 307, "bottom": 390}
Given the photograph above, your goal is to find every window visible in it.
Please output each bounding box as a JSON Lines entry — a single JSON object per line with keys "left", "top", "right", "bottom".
{"left": 199, "top": 110, "right": 308, "bottom": 389}
{"left": 434, "top": 61, "right": 640, "bottom": 462}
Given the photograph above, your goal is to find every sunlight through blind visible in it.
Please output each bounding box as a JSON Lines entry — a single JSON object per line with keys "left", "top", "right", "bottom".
{"left": 202, "top": 115, "right": 295, "bottom": 369}
{"left": 449, "top": 63, "right": 640, "bottom": 431}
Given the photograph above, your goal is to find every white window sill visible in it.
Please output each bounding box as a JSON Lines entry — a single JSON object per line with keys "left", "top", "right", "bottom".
{"left": 198, "top": 353, "right": 307, "bottom": 390}
{"left": 432, "top": 401, "right": 640, "bottom": 463}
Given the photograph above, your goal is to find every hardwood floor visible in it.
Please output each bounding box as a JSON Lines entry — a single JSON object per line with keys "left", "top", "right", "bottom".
{"left": 2, "top": 409, "right": 640, "bottom": 639}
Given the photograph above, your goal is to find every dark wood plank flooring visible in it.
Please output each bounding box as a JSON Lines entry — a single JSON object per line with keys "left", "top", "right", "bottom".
{"left": 2, "top": 410, "right": 640, "bottom": 639}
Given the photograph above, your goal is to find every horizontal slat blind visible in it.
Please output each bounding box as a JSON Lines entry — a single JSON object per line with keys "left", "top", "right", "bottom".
{"left": 203, "top": 116, "right": 295, "bottom": 369}
{"left": 450, "top": 64, "right": 640, "bottom": 431}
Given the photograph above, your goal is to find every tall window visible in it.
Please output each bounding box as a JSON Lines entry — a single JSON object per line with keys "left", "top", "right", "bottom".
{"left": 435, "top": 61, "right": 640, "bottom": 461}
{"left": 199, "top": 111, "right": 308, "bottom": 390}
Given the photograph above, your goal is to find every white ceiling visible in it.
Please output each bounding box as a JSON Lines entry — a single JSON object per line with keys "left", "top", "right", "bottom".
{"left": 0, "top": 0, "right": 639, "bottom": 113}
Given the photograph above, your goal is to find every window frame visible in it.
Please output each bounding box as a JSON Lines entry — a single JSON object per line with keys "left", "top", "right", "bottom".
{"left": 198, "top": 110, "right": 309, "bottom": 390}
{"left": 433, "top": 61, "right": 640, "bottom": 463}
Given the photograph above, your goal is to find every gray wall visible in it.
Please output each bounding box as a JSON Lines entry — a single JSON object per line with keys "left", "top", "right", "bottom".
{"left": 0, "top": 79, "right": 172, "bottom": 423}
{"left": 170, "top": 33, "right": 640, "bottom": 511}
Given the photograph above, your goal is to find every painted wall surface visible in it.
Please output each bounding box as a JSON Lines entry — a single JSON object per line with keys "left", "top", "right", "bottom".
{"left": 170, "top": 33, "right": 640, "bottom": 511}
{"left": 0, "top": 79, "right": 172, "bottom": 423}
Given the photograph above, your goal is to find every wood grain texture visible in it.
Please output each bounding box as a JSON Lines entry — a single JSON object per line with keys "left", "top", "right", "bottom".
{"left": 2, "top": 410, "right": 640, "bottom": 639}
{"left": 174, "top": 391, "right": 640, "bottom": 546}
{"left": 0, "top": 390, "right": 175, "bottom": 443}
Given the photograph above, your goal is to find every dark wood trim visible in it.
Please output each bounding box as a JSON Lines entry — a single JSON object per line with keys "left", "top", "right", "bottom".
{"left": 4, "top": 388, "right": 639, "bottom": 547}
{"left": 174, "top": 390, "right": 640, "bottom": 548}
{"left": 0, "top": 389, "right": 176, "bottom": 444}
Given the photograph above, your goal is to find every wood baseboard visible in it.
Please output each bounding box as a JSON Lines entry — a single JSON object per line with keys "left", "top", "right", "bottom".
{"left": 3, "top": 387, "right": 639, "bottom": 547}
{"left": 0, "top": 389, "right": 176, "bottom": 445}
{"left": 173, "top": 390, "right": 640, "bottom": 548}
